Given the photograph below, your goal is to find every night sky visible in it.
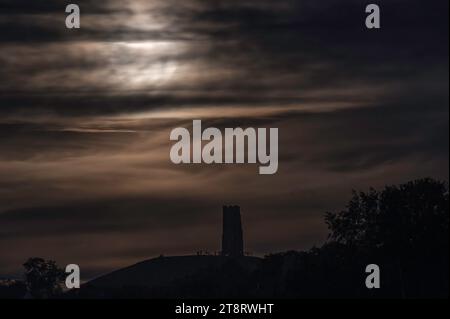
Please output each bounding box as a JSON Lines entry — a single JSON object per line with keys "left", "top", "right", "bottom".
{"left": 0, "top": 0, "right": 448, "bottom": 279}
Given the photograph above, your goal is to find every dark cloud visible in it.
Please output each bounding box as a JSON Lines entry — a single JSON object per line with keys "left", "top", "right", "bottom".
{"left": 1, "top": 0, "right": 447, "bottom": 115}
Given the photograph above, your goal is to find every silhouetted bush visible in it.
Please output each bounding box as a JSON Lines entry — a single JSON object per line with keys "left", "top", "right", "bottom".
{"left": 23, "top": 258, "right": 65, "bottom": 299}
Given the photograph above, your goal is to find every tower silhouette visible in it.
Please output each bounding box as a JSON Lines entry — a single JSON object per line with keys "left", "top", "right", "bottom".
{"left": 222, "top": 205, "right": 244, "bottom": 257}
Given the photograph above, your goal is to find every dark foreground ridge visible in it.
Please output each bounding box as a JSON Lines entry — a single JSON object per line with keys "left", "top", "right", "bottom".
{"left": 81, "top": 255, "right": 261, "bottom": 294}
{"left": 70, "top": 255, "right": 263, "bottom": 299}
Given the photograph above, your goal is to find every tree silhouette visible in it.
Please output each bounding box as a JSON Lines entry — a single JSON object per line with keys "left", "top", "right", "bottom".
{"left": 325, "top": 178, "right": 449, "bottom": 297}
{"left": 23, "top": 258, "right": 65, "bottom": 299}
{"left": 325, "top": 178, "right": 448, "bottom": 251}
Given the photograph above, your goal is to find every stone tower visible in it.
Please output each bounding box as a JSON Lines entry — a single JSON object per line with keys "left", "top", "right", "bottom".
{"left": 222, "top": 205, "right": 244, "bottom": 257}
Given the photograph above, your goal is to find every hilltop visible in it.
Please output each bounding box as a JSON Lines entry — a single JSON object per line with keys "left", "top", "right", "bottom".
{"left": 75, "top": 255, "right": 262, "bottom": 298}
